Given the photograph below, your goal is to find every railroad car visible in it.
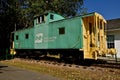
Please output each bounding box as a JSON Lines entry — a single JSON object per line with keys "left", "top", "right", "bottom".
{"left": 10, "top": 12, "right": 116, "bottom": 60}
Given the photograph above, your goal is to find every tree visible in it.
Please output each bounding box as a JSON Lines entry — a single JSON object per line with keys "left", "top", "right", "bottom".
{"left": 5, "top": 0, "right": 84, "bottom": 29}
{"left": 0, "top": 0, "right": 23, "bottom": 56}
{"left": 26, "top": 0, "right": 84, "bottom": 17}
{"left": 18, "top": 0, "right": 84, "bottom": 28}
{"left": 0, "top": 0, "right": 84, "bottom": 57}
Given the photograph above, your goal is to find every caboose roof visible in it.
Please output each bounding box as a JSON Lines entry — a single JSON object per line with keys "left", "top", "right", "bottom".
{"left": 81, "top": 12, "right": 106, "bottom": 23}
{"left": 34, "top": 11, "right": 64, "bottom": 19}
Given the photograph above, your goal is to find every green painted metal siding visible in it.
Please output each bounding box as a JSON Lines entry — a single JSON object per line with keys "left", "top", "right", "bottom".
{"left": 34, "top": 12, "right": 65, "bottom": 26}
{"left": 48, "top": 13, "right": 65, "bottom": 23}
{"left": 34, "top": 16, "right": 83, "bottom": 49}
{"left": 48, "top": 17, "right": 83, "bottom": 49}
{"left": 34, "top": 24, "right": 49, "bottom": 49}
{"left": 14, "top": 28, "right": 34, "bottom": 49}
{"left": 13, "top": 13, "right": 83, "bottom": 50}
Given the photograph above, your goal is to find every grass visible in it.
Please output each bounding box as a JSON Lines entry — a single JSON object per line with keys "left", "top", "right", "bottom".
{"left": 1, "top": 59, "right": 120, "bottom": 80}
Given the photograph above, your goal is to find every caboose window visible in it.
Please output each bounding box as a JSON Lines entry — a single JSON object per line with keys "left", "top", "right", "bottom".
{"left": 25, "top": 33, "right": 29, "bottom": 39}
{"left": 59, "top": 27, "right": 65, "bottom": 35}
{"left": 89, "top": 23, "right": 92, "bottom": 34}
{"left": 50, "top": 14, "right": 54, "bottom": 20}
{"left": 16, "top": 35, "right": 19, "bottom": 40}
{"left": 100, "top": 20, "right": 102, "bottom": 29}
{"left": 37, "top": 15, "right": 44, "bottom": 24}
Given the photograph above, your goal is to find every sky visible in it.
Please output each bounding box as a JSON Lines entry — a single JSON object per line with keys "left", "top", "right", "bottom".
{"left": 83, "top": 0, "right": 120, "bottom": 20}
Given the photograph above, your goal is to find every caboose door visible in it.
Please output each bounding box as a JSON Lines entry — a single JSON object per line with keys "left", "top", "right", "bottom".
{"left": 82, "top": 16, "right": 97, "bottom": 59}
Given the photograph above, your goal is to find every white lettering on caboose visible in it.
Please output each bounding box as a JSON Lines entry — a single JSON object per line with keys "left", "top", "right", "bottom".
{"left": 35, "top": 33, "right": 43, "bottom": 43}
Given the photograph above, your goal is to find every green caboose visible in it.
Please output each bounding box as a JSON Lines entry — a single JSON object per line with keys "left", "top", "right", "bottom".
{"left": 13, "top": 12, "right": 83, "bottom": 49}
{"left": 10, "top": 12, "right": 116, "bottom": 60}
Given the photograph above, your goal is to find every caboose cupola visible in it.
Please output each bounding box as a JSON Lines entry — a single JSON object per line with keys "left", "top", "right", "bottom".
{"left": 34, "top": 12, "right": 65, "bottom": 27}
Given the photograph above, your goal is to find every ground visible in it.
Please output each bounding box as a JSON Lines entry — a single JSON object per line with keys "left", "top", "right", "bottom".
{"left": 0, "top": 63, "right": 61, "bottom": 80}
{"left": 0, "top": 58, "right": 120, "bottom": 80}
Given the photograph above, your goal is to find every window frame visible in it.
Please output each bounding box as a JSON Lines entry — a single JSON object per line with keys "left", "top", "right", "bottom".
{"left": 16, "top": 35, "right": 19, "bottom": 40}
{"left": 50, "top": 14, "right": 54, "bottom": 20}
{"left": 37, "top": 15, "right": 44, "bottom": 24}
{"left": 25, "top": 33, "right": 29, "bottom": 39}
{"left": 107, "top": 35, "right": 115, "bottom": 48}
{"left": 59, "top": 27, "right": 65, "bottom": 35}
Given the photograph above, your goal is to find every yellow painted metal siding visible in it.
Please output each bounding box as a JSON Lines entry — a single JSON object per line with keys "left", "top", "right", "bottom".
{"left": 82, "top": 13, "right": 108, "bottom": 59}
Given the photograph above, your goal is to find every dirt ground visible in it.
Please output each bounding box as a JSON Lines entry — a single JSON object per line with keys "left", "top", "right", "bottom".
{"left": 0, "top": 63, "right": 61, "bottom": 80}
{"left": 0, "top": 58, "right": 120, "bottom": 80}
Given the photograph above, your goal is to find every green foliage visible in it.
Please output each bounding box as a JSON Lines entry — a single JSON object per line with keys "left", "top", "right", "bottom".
{"left": 0, "top": 0, "right": 84, "bottom": 53}
{"left": 0, "top": 0, "right": 84, "bottom": 30}
{"left": 26, "top": 0, "right": 84, "bottom": 17}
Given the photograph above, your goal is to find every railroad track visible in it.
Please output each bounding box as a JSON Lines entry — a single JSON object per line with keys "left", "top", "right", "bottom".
{"left": 14, "top": 56, "right": 120, "bottom": 70}
{"left": 92, "top": 58, "right": 120, "bottom": 69}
